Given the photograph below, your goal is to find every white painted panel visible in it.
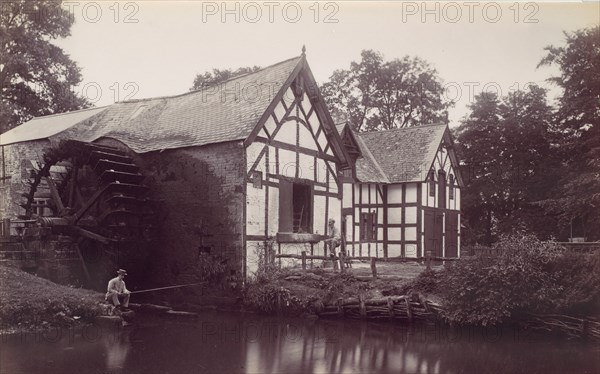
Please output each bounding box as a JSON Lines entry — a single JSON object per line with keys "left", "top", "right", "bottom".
{"left": 456, "top": 188, "right": 461, "bottom": 210}
{"left": 246, "top": 241, "right": 262, "bottom": 276}
{"left": 378, "top": 210, "right": 384, "bottom": 224}
{"left": 268, "top": 146, "right": 277, "bottom": 173}
{"left": 264, "top": 115, "right": 277, "bottom": 136}
{"left": 246, "top": 183, "right": 265, "bottom": 236}
{"left": 273, "top": 101, "right": 287, "bottom": 123}
{"left": 369, "top": 184, "right": 376, "bottom": 204}
{"left": 361, "top": 184, "right": 369, "bottom": 202}
{"left": 282, "top": 88, "right": 295, "bottom": 109}
{"left": 388, "top": 244, "right": 401, "bottom": 257}
{"left": 405, "top": 207, "right": 417, "bottom": 224}
{"left": 406, "top": 183, "right": 417, "bottom": 203}
{"left": 404, "top": 227, "right": 417, "bottom": 241}
{"left": 314, "top": 185, "right": 327, "bottom": 191}
{"left": 316, "top": 159, "right": 327, "bottom": 184}
{"left": 317, "top": 130, "right": 328, "bottom": 152}
{"left": 388, "top": 227, "right": 401, "bottom": 241}
{"left": 274, "top": 121, "right": 297, "bottom": 145}
{"left": 388, "top": 207, "right": 402, "bottom": 224}
{"left": 405, "top": 244, "right": 417, "bottom": 258}
{"left": 279, "top": 149, "right": 296, "bottom": 178}
{"left": 298, "top": 124, "right": 317, "bottom": 150}
{"left": 314, "top": 195, "right": 326, "bottom": 235}
{"left": 298, "top": 153, "right": 313, "bottom": 180}
{"left": 343, "top": 183, "right": 353, "bottom": 207}
{"left": 343, "top": 215, "right": 352, "bottom": 241}
{"left": 307, "top": 110, "right": 320, "bottom": 134}
{"left": 378, "top": 227, "right": 384, "bottom": 240}
{"left": 246, "top": 142, "right": 265, "bottom": 172}
{"left": 388, "top": 184, "right": 402, "bottom": 203}
{"left": 268, "top": 187, "right": 279, "bottom": 236}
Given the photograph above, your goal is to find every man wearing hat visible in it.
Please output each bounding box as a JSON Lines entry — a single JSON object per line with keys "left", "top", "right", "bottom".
{"left": 106, "top": 269, "right": 131, "bottom": 309}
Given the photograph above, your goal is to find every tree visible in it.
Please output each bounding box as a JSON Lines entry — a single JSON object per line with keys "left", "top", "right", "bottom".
{"left": 321, "top": 50, "right": 450, "bottom": 132}
{"left": 0, "top": 0, "right": 89, "bottom": 134}
{"left": 537, "top": 26, "right": 600, "bottom": 240}
{"left": 191, "top": 66, "right": 261, "bottom": 90}
{"left": 455, "top": 85, "right": 557, "bottom": 245}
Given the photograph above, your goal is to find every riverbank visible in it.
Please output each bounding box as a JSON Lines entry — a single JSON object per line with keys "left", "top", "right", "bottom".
{"left": 0, "top": 265, "right": 105, "bottom": 334}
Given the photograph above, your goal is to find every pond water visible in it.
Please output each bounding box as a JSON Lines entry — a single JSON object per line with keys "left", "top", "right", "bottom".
{"left": 1, "top": 311, "right": 599, "bottom": 374}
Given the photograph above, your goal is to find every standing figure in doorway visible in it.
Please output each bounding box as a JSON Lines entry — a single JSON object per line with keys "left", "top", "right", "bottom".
{"left": 106, "top": 269, "right": 131, "bottom": 310}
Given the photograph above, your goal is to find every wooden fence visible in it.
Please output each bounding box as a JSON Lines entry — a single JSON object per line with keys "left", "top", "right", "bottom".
{"left": 274, "top": 251, "right": 459, "bottom": 277}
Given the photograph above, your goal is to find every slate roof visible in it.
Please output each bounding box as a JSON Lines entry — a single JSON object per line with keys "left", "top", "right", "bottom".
{"left": 1, "top": 57, "right": 302, "bottom": 153}
{"left": 359, "top": 124, "right": 448, "bottom": 183}
{"left": 336, "top": 123, "right": 388, "bottom": 183}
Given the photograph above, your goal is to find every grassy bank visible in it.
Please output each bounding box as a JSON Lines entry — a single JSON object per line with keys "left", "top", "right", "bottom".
{"left": 243, "top": 263, "right": 425, "bottom": 315}
{"left": 0, "top": 265, "right": 104, "bottom": 333}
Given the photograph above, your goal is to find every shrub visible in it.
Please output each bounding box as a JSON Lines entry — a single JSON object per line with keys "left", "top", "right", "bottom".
{"left": 549, "top": 250, "right": 600, "bottom": 315}
{"left": 439, "top": 235, "right": 563, "bottom": 326}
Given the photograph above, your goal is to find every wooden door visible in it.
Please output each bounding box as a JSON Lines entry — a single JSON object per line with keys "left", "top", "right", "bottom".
{"left": 424, "top": 209, "right": 443, "bottom": 257}
{"left": 445, "top": 212, "right": 458, "bottom": 257}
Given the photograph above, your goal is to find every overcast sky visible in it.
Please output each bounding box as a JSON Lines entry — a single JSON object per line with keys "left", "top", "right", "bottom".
{"left": 54, "top": 1, "right": 599, "bottom": 127}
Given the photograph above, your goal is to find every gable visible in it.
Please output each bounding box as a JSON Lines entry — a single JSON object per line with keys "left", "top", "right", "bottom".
{"left": 358, "top": 124, "right": 449, "bottom": 184}
{"left": 244, "top": 57, "right": 349, "bottom": 169}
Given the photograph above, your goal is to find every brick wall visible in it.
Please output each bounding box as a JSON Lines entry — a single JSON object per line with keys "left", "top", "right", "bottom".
{"left": 121, "top": 140, "right": 247, "bottom": 288}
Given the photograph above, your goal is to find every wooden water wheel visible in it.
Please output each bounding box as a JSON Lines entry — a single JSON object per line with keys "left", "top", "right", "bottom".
{"left": 21, "top": 140, "right": 157, "bottom": 288}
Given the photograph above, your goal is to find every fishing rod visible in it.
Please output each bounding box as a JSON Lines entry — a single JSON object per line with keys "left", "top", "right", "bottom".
{"left": 130, "top": 282, "right": 206, "bottom": 294}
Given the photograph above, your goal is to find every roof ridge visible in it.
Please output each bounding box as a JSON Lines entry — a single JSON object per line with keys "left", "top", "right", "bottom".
{"left": 121, "top": 55, "right": 302, "bottom": 104}
{"left": 28, "top": 105, "right": 109, "bottom": 120}
{"left": 360, "top": 122, "right": 447, "bottom": 136}
{"left": 355, "top": 134, "right": 390, "bottom": 183}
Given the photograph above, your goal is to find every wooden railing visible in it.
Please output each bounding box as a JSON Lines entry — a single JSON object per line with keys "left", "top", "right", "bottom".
{"left": 274, "top": 251, "right": 459, "bottom": 277}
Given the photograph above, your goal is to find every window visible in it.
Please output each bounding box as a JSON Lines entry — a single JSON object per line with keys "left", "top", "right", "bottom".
{"left": 360, "top": 211, "right": 377, "bottom": 241}
{"left": 449, "top": 174, "right": 455, "bottom": 200}
{"left": 279, "top": 180, "right": 313, "bottom": 233}
{"left": 438, "top": 170, "right": 446, "bottom": 209}
{"left": 428, "top": 170, "right": 435, "bottom": 197}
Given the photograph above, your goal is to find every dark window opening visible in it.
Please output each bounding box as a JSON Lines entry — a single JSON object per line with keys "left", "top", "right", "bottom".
{"left": 438, "top": 170, "right": 446, "bottom": 208}
{"left": 360, "top": 211, "right": 377, "bottom": 241}
{"left": 429, "top": 171, "right": 436, "bottom": 197}
{"left": 279, "top": 180, "right": 313, "bottom": 233}
{"left": 449, "top": 174, "right": 455, "bottom": 200}
{"left": 293, "top": 184, "right": 312, "bottom": 233}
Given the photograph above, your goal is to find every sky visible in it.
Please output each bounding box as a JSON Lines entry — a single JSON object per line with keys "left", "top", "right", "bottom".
{"left": 54, "top": 1, "right": 600, "bottom": 127}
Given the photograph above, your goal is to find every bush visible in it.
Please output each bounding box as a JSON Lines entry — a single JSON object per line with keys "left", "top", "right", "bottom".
{"left": 439, "top": 235, "right": 563, "bottom": 326}
{"left": 549, "top": 250, "right": 600, "bottom": 315}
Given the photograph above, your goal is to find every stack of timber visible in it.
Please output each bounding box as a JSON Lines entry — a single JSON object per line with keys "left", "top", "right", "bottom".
{"left": 315, "top": 295, "right": 436, "bottom": 323}
{"left": 518, "top": 313, "right": 600, "bottom": 341}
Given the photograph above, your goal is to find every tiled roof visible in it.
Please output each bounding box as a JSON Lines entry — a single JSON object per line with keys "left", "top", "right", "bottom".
{"left": 2, "top": 57, "right": 302, "bottom": 153}
{"left": 359, "top": 124, "right": 447, "bottom": 183}
{"left": 336, "top": 123, "right": 388, "bottom": 183}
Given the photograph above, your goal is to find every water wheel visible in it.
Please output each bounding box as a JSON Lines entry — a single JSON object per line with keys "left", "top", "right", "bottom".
{"left": 21, "top": 140, "right": 157, "bottom": 289}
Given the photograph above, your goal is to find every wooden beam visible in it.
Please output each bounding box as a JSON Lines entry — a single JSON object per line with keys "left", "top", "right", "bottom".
{"left": 44, "top": 176, "right": 66, "bottom": 216}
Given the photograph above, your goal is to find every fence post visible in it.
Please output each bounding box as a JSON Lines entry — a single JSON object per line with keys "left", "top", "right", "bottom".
{"left": 301, "top": 251, "right": 306, "bottom": 270}
{"left": 370, "top": 257, "right": 377, "bottom": 278}
{"left": 339, "top": 251, "right": 345, "bottom": 273}
{"left": 426, "top": 250, "right": 432, "bottom": 271}
{"left": 1, "top": 218, "right": 10, "bottom": 239}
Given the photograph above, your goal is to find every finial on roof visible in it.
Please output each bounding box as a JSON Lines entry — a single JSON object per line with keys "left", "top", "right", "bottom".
{"left": 301, "top": 45, "right": 306, "bottom": 56}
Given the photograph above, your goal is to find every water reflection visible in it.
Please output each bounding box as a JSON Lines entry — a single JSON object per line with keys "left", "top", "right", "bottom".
{"left": 1, "top": 311, "right": 599, "bottom": 374}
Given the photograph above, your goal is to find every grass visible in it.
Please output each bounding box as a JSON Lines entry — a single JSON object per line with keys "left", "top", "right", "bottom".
{"left": 243, "top": 261, "right": 430, "bottom": 314}
{"left": 0, "top": 265, "right": 105, "bottom": 332}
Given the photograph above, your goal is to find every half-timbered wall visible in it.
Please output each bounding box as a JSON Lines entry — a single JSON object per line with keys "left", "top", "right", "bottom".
{"left": 342, "top": 182, "right": 385, "bottom": 258}
{"left": 421, "top": 142, "right": 461, "bottom": 258}
{"left": 245, "top": 84, "right": 341, "bottom": 275}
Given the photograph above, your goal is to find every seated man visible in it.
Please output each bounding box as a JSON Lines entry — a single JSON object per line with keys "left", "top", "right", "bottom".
{"left": 106, "top": 269, "right": 131, "bottom": 310}
{"left": 323, "top": 218, "right": 341, "bottom": 255}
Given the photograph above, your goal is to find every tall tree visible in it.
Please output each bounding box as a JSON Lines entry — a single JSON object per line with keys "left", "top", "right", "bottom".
{"left": 0, "top": 0, "right": 89, "bottom": 134}
{"left": 537, "top": 26, "right": 600, "bottom": 240}
{"left": 191, "top": 66, "right": 261, "bottom": 90}
{"left": 455, "top": 85, "right": 557, "bottom": 245}
{"left": 321, "top": 50, "right": 450, "bottom": 132}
